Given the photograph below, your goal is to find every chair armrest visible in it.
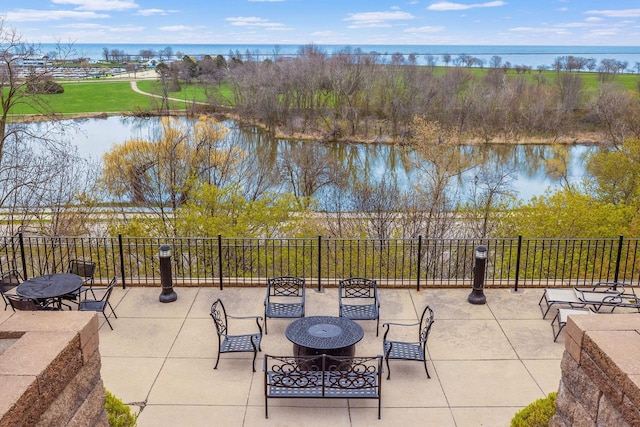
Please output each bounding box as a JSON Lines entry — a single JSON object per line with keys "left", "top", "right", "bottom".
{"left": 228, "top": 314, "right": 264, "bottom": 321}
{"left": 382, "top": 321, "right": 419, "bottom": 328}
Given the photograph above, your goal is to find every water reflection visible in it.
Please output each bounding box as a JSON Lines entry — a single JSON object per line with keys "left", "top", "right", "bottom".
{"left": 20, "top": 116, "right": 593, "bottom": 204}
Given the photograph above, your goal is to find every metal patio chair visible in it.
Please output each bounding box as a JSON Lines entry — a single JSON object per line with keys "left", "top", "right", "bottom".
{"left": 6, "top": 294, "right": 57, "bottom": 311}
{"left": 210, "top": 298, "right": 263, "bottom": 372}
{"left": 61, "top": 259, "right": 97, "bottom": 306}
{"left": 0, "top": 270, "right": 23, "bottom": 311}
{"left": 264, "top": 276, "right": 305, "bottom": 334}
{"left": 79, "top": 277, "right": 118, "bottom": 329}
{"left": 338, "top": 277, "right": 380, "bottom": 336}
{"left": 382, "top": 305, "right": 434, "bottom": 380}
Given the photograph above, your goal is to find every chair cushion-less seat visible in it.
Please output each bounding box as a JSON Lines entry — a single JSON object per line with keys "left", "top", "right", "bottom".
{"left": 220, "top": 332, "right": 262, "bottom": 354}
{"left": 341, "top": 303, "right": 378, "bottom": 319}
{"left": 383, "top": 340, "right": 425, "bottom": 362}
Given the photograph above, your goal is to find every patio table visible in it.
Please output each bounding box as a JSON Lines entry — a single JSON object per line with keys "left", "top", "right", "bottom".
{"left": 16, "top": 273, "right": 83, "bottom": 309}
{"left": 285, "top": 315, "right": 364, "bottom": 358}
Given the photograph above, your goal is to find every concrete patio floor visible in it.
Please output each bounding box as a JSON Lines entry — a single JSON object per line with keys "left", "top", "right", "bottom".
{"left": 96, "top": 286, "right": 565, "bottom": 426}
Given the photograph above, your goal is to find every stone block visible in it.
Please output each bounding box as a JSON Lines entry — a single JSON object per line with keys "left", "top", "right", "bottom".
{"left": 67, "top": 379, "right": 108, "bottom": 427}
{"left": 580, "top": 351, "right": 623, "bottom": 407}
{"left": 560, "top": 352, "right": 601, "bottom": 415}
{"left": 565, "top": 332, "right": 582, "bottom": 362}
{"left": 597, "top": 393, "right": 629, "bottom": 427}
{"left": 0, "top": 310, "right": 105, "bottom": 427}
{"left": 36, "top": 351, "right": 102, "bottom": 426}
{"left": 620, "top": 393, "right": 640, "bottom": 427}
{"left": 585, "top": 330, "right": 640, "bottom": 377}
{"left": 0, "top": 375, "right": 41, "bottom": 427}
{"left": 626, "top": 375, "right": 640, "bottom": 408}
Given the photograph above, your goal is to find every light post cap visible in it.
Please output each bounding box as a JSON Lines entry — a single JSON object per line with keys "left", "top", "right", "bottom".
{"left": 474, "top": 245, "right": 488, "bottom": 259}
{"left": 159, "top": 244, "right": 171, "bottom": 258}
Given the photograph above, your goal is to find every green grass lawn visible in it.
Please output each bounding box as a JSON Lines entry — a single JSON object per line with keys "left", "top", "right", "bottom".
{"left": 8, "top": 80, "right": 187, "bottom": 117}
{"left": 135, "top": 80, "right": 235, "bottom": 106}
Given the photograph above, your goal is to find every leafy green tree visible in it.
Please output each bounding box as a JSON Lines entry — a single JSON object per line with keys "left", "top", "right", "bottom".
{"left": 584, "top": 137, "right": 640, "bottom": 206}
{"left": 110, "top": 181, "right": 306, "bottom": 238}
{"left": 497, "top": 188, "right": 636, "bottom": 238}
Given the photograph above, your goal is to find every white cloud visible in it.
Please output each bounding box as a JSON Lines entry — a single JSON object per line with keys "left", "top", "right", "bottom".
{"left": 584, "top": 17, "right": 602, "bottom": 22}
{"left": 427, "top": 1, "right": 506, "bottom": 11}
{"left": 5, "top": 9, "right": 108, "bottom": 22}
{"left": 585, "top": 9, "right": 640, "bottom": 18}
{"left": 159, "top": 26, "right": 191, "bottom": 32}
{"left": 54, "top": 22, "right": 109, "bottom": 29}
{"left": 51, "top": 0, "right": 138, "bottom": 12}
{"left": 226, "top": 17, "right": 287, "bottom": 29}
{"left": 344, "top": 11, "right": 415, "bottom": 28}
{"left": 109, "top": 25, "right": 144, "bottom": 32}
{"left": 508, "top": 26, "right": 570, "bottom": 35}
{"left": 137, "top": 9, "right": 170, "bottom": 16}
{"left": 404, "top": 25, "right": 445, "bottom": 33}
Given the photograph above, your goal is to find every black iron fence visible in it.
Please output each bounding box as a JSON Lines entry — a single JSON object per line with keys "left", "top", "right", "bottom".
{"left": 1, "top": 234, "right": 638, "bottom": 290}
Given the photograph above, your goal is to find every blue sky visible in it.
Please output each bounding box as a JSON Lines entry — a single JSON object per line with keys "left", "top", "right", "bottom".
{"left": 2, "top": 0, "right": 640, "bottom": 45}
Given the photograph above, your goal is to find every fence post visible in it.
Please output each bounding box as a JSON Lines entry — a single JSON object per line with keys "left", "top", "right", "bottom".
{"left": 514, "top": 235, "right": 522, "bottom": 292}
{"left": 18, "top": 232, "right": 27, "bottom": 280}
{"left": 417, "top": 235, "right": 423, "bottom": 291}
{"left": 613, "top": 235, "right": 624, "bottom": 288}
{"left": 118, "top": 234, "right": 126, "bottom": 289}
{"left": 317, "top": 235, "right": 322, "bottom": 292}
{"left": 218, "top": 234, "right": 223, "bottom": 290}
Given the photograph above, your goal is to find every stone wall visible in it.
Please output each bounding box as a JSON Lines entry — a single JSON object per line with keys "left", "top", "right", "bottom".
{"left": 0, "top": 311, "right": 108, "bottom": 426}
{"left": 551, "top": 313, "right": 640, "bottom": 427}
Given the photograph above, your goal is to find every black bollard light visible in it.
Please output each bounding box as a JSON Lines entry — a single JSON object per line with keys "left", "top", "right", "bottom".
{"left": 468, "top": 245, "right": 488, "bottom": 305}
{"left": 159, "top": 244, "right": 177, "bottom": 303}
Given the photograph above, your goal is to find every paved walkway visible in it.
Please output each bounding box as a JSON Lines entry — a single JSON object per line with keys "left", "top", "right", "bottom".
{"left": 97, "top": 286, "right": 564, "bottom": 426}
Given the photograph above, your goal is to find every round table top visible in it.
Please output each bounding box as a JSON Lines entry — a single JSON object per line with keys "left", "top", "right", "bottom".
{"left": 285, "top": 316, "right": 364, "bottom": 350}
{"left": 16, "top": 274, "right": 83, "bottom": 299}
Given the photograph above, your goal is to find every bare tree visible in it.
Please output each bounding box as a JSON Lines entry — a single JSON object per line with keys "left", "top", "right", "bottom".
{"left": 279, "top": 142, "right": 346, "bottom": 208}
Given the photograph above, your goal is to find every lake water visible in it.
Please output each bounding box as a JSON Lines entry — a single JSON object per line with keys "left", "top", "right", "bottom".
{"left": 27, "top": 116, "right": 593, "bottom": 205}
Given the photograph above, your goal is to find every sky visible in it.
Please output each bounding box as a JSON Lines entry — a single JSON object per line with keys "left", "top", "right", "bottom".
{"left": 1, "top": 0, "right": 640, "bottom": 46}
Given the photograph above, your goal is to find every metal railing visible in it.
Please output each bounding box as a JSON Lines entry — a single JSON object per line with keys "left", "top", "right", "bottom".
{"left": 1, "top": 234, "right": 638, "bottom": 290}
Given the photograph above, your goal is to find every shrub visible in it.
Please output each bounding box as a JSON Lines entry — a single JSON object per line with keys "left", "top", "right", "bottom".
{"left": 26, "top": 77, "right": 64, "bottom": 94}
{"left": 511, "top": 391, "right": 557, "bottom": 427}
{"left": 104, "top": 389, "right": 137, "bottom": 427}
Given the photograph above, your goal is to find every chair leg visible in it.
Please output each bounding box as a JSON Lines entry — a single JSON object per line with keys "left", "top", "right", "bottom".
{"left": 103, "top": 313, "right": 114, "bottom": 330}
{"left": 423, "top": 358, "right": 431, "bottom": 379}
{"left": 214, "top": 351, "right": 221, "bottom": 370}
{"left": 376, "top": 317, "right": 380, "bottom": 336}
{"left": 385, "top": 356, "right": 391, "bottom": 380}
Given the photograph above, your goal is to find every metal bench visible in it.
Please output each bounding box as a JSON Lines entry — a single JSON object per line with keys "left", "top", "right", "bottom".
{"left": 264, "top": 354, "right": 382, "bottom": 419}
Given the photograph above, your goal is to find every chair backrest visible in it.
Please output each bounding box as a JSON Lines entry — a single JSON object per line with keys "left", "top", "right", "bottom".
{"left": 339, "top": 277, "right": 378, "bottom": 299}
{"left": 418, "top": 305, "right": 435, "bottom": 342}
{"left": 0, "top": 270, "right": 23, "bottom": 294}
{"left": 68, "top": 260, "right": 96, "bottom": 283}
{"left": 210, "top": 298, "right": 228, "bottom": 335}
{"left": 100, "top": 277, "right": 117, "bottom": 302}
{"left": 267, "top": 276, "right": 305, "bottom": 297}
{"left": 7, "top": 295, "right": 40, "bottom": 311}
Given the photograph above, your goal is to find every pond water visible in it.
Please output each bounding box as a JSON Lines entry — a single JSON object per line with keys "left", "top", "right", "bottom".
{"left": 25, "top": 116, "right": 594, "bottom": 205}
